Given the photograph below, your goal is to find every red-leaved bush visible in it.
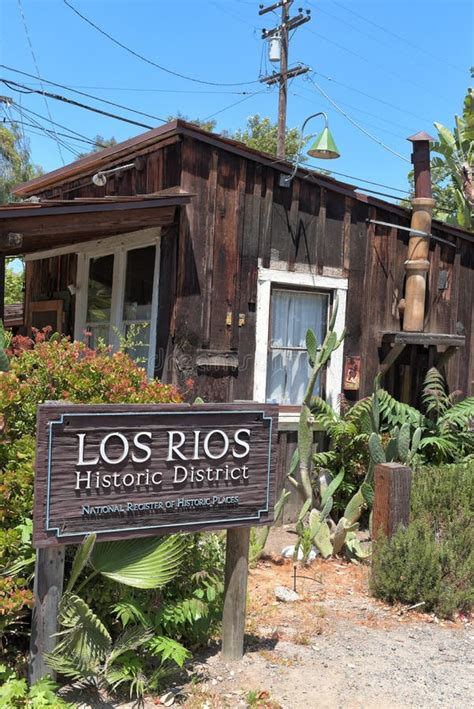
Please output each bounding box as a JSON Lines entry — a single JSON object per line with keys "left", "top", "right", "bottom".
{"left": 1, "top": 328, "right": 182, "bottom": 440}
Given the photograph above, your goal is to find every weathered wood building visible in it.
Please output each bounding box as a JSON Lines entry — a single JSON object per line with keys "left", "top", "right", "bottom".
{"left": 1, "top": 120, "right": 472, "bottom": 514}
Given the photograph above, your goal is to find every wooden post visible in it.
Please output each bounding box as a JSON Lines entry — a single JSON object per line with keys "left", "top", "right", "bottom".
{"left": 29, "top": 546, "right": 65, "bottom": 684}
{"left": 372, "top": 463, "right": 412, "bottom": 541}
{"left": 221, "top": 526, "right": 250, "bottom": 661}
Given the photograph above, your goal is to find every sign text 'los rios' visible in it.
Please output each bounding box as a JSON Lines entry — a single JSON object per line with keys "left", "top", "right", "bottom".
{"left": 34, "top": 403, "right": 277, "bottom": 547}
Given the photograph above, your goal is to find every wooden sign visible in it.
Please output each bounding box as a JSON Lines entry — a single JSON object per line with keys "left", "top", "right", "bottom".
{"left": 33, "top": 403, "right": 278, "bottom": 547}
{"left": 343, "top": 355, "right": 361, "bottom": 391}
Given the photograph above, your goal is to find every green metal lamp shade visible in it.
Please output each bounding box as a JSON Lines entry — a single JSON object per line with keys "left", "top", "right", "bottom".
{"left": 307, "top": 126, "right": 340, "bottom": 159}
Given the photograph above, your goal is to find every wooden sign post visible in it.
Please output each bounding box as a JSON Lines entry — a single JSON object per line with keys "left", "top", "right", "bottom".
{"left": 31, "top": 403, "right": 278, "bottom": 678}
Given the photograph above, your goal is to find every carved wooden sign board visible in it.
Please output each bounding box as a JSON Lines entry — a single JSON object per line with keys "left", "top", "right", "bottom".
{"left": 33, "top": 403, "right": 278, "bottom": 548}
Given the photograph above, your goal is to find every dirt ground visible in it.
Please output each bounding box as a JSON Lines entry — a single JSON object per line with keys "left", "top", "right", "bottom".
{"left": 65, "top": 527, "right": 473, "bottom": 709}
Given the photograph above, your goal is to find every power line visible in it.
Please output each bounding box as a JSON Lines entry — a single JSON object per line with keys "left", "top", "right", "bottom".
{"left": 306, "top": 23, "right": 448, "bottom": 105}
{"left": 204, "top": 91, "right": 264, "bottom": 120}
{"left": 3, "top": 117, "right": 105, "bottom": 148}
{"left": 11, "top": 102, "right": 108, "bottom": 147}
{"left": 1, "top": 79, "right": 155, "bottom": 129}
{"left": 63, "top": 0, "right": 260, "bottom": 87}
{"left": 291, "top": 90, "right": 408, "bottom": 142}
{"left": 9, "top": 103, "right": 82, "bottom": 158}
{"left": 0, "top": 65, "right": 167, "bottom": 123}
{"left": 16, "top": 0, "right": 65, "bottom": 165}
{"left": 292, "top": 82, "right": 416, "bottom": 132}
{"left": 306, "top": 75, "right": 410, "bottom": 163}
{"left": 330, "top": 0, "right": 466, "bottom": 74}
{"left": 305, "top": 71, "right": 432, "bottom": 125}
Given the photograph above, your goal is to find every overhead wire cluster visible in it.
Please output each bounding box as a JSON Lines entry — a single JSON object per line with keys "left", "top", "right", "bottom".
{"left": 3, "top": 0, "right": 457, "bottom": 203}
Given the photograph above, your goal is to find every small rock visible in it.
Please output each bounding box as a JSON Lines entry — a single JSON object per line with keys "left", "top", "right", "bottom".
{"left": 159, "top": 691, "right": 175, "bottom": 707}
{"left": 274, "top": 586, "right": 299, "bottom": 602}
{"left": 211, "top": 678, "right": 218, "bottom": 686}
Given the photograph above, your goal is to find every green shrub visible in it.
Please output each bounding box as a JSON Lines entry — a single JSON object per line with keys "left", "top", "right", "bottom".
{"left": 0, "top": 331, "right": 184, "bottom": 681}
{"left": 371, "top": 462, "right": 474, "bottom": 618}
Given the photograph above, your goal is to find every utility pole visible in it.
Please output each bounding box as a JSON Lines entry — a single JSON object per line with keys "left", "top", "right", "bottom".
{"left": 259, "top": 1, "right": 311, "bottom": 159}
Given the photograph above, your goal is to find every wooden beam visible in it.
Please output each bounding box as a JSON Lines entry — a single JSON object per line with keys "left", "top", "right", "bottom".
{"left": 379, "top": 342, "right": 406, "bottom": 375}
{"left": 221, "top": 527, "right": 250, "bottom": 661}
{"left": 436, "top": 345, "right": 460, "bottom": 370}
{"left": 29, "top": 546, "right": 65, "bottom": 683}
{"left": 372, "top": 463, "right": 412, "bottom": 541}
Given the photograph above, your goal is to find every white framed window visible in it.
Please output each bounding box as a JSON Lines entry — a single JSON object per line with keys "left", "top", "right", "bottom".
{"left": 74, "top": 229, "right": 161, "bottom": 378}
{"left": 254, "top": 266, "right": 347, "bottom": 422}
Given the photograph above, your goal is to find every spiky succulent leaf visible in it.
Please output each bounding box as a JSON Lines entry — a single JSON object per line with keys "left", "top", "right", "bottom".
{"left": 320, "top": 469, "right": 344, "bottom": 509}
{"left": 297, "top": 498, "right": 312, "bottom": 522}
{"left": 332, "top": 517, "right": 348, "bottom": 555}
{"left": 344, "top": 534, "right": 370, "bottom": 561}
{"left": 66, "top": 533, "right": 96, "bottom": 593}
{"left": 298, "top": 405, "right": 313, "bottom": 468}
{"left": 409, "top": 427, "right": 422, "bottom": 458}
{"left": 361, "top": 482, "right": 374, "bottom": 508}
{"left": 309, "top": 508, "right": 321, "bottom": 538}
{"left": 312, "top": 520, "right": 332, "bottom": 558}
{"left": 319, "top": 495, "right": 333, "bottom": 521}
{"left": 385, "top": 431, "right": 399, "bottom": 462}
{"left": 306, "top": 328, "right": 318, "bottom": 367}
{"left": 90, "top": 534, "right": 187, "bottom": 589}
{"left": 343, "top": 488, "right": 365, "bottom": 525}
{"left": 320, "top": 331, "right": 337, "bottom": 364}
{"left": 289, "top": 447, "right": 300, "bottom": 475}
{"left": 369, "top": 432, "right": 386, "bottom": 464}
{"left": 397, "top": 423, "right": 411, "bottom": 462}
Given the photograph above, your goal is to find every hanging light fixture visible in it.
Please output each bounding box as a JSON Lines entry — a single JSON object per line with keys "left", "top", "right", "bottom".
{"left": 280, "top": 111, "right": 340, "bottom": 186}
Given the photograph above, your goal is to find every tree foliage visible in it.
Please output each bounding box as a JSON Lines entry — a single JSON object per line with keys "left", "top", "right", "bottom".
{"left": 5, "top": 261, "right": 24, "bottom": 305}
{"left": 0, "top": 124, "right": 42, "bottom": 204}
{"left": 230, "top": 114, "right": 304, "bottom": 162}
{"left": 77, "top": 135, "right": 118, "bottom": 159}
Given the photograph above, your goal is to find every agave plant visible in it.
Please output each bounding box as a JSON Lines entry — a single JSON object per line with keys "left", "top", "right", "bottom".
{"left": 45, "top": 533, "right": 190, "bottom": 698}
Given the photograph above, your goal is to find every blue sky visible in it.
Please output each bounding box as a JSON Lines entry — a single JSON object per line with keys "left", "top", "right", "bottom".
{"left": 1, "top": 0, "right": 472, "bottom": 200}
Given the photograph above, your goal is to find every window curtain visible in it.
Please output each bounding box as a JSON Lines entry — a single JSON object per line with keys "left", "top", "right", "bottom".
{"left": 266, "top": 289, "right": 328, "bottom": 404}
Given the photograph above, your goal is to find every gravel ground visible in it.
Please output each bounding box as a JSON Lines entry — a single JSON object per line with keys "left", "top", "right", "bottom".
{"left": 62, "top": 527, "right": 473, "bottom": 709}
{"left": 184, "top": 618, "right": 473, "bottom": 708}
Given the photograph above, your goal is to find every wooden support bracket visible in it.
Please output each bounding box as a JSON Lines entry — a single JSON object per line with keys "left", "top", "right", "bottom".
{"left": 379, "top": 343, "right": 406, "bottom": 375}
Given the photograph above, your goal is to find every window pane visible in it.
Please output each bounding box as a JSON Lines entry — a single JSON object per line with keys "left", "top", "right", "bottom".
{"left": 270, "top": 289, "right": 328, "bottom": 348}
{"left": 266, "top": 289, "right": 328, "bottom": 404}
{"left": 123, "top": 246, "right": 156, "bottom": 321}
{"left": 87, "top": 254, "right": 114, "bottom": 324}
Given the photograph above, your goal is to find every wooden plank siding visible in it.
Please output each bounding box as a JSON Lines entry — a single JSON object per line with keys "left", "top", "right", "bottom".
{"left": 21, "top": 129, "right": 473, "bottom": 515}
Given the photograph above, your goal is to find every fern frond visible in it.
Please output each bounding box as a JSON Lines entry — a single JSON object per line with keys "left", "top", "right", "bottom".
{"left": 310, "top": 396, "right": 338, "bottom": 422}
{"left": 313, "top": 450, "right": 337, "bottom": 467}
{"left": 378, "top": 389, "right": 424, "bottom": 428}
{"left": 438, "top": 397, "right": 474, "bottom": 431}
{"left": 421, "top": 367, "right": 450, "bottom": 418}
{"left": 147, "top": 636, "right": 191, "bottom": 667}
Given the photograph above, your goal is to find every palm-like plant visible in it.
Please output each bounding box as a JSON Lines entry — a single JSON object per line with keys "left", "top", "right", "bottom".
{"left": 45, "top": 534, "right": 190, "bottom": 699}
{"left": 432, "top": 87, "right": 474, "bottom": 229}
